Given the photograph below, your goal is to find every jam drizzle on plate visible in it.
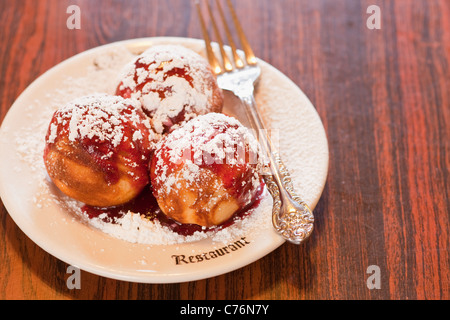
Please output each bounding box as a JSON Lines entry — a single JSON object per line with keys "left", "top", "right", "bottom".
{"left": 81, "top": 181, "right": 265, "bottom": 237}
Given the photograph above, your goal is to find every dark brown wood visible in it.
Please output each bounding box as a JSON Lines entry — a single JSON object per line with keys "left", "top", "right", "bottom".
{"left": 0, "top": 0, "right": 448, "bottom": 300}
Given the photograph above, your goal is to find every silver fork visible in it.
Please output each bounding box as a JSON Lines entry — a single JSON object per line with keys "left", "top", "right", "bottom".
{"left": 196, "top": 0, "right": 314, "bottom": 245}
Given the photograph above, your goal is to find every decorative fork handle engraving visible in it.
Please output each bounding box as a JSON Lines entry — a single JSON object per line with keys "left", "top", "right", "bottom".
{"left": 264, "top": 153, "right": 314, "bottom": 245}
{"left": 238, "top": 91, "right": 314, "bottom": 245}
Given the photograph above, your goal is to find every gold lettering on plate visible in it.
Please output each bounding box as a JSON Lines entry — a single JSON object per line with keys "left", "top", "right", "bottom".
{"left": 171, "top": 237, "right": 251, "bottom": 265}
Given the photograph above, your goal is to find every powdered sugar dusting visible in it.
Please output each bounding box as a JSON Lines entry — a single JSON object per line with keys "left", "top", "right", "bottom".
{"left": 61, "top": 189, "right": 271, "bottom": 245}
{"left": 47, "top": 93, "right": 150, "bottom": 148}
{"left": 165, "top": 112, "right": 259, "bottom": 165}
{"left": 117, "top": 44, "right": 222, "bottom": 134}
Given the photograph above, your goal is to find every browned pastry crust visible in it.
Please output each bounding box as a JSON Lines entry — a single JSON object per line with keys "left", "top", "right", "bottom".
{"left": 44, "top": 94, "right": 157, "bottom": 207}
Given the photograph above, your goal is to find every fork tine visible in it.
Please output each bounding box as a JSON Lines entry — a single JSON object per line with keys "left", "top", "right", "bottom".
{"left": 225, "top": 0, "right": 257, "bottom": 66}
{"left": 206, "top": 1, "right": 233, "bottom": 72}
{"left": 195, "top": 1, "right": 223, "bottom": 74}
{"left": 215, "top": 0, "right": 245, "bottom": 69}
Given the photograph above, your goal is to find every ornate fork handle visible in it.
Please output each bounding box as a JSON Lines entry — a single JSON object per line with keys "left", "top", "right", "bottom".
{"left": 264, "top": 153, "right": 314, "bottom": 245}
{"left": 237, "top": 87, "right": 314, "bottom": 245}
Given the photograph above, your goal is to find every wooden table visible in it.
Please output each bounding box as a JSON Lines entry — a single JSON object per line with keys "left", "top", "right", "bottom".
{"left": 0, "top": 0, "right": 448, "bottom": 300}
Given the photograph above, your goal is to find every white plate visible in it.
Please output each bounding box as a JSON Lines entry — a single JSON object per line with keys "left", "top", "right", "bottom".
{"left": 0, "top": 37, "right": 329, "bottom": 283}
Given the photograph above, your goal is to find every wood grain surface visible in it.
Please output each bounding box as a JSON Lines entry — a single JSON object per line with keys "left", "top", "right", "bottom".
{"left": 0, "top": 0, "right": 448, "bottom": 300}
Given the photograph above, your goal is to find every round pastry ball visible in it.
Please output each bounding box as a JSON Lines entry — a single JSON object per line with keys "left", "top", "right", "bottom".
{"left": 44, "top": 93, "right": 158, "bottom": 207}
{"left": 150, "top": 113, "right": 262, "bottom": 227}
{"left": 116, "top": 44, "right": 224, "bottom": 134}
